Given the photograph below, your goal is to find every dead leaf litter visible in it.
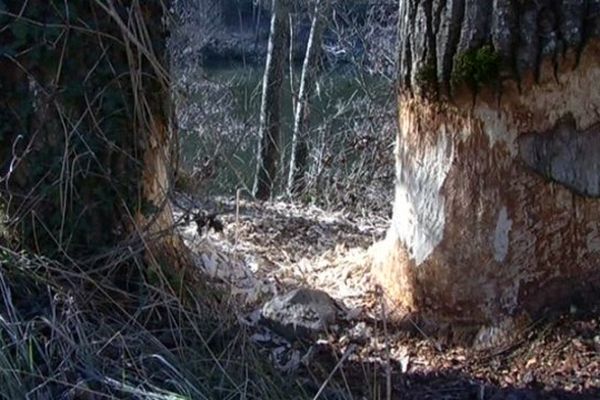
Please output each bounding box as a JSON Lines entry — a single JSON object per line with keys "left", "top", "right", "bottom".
{"left": 174, "top": 195, "right": 600, "bottom": 399}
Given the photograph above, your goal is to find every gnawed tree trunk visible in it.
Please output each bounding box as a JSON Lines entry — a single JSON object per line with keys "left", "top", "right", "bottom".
{"left": 0, "top": 1, "right": 191, "bottom": 281}
{"left": 254, "top": 0, "right": 290, "bottom": 200}
{"left": 287, "top": 0, "right": 328, "bottom": 197}
{"left": 374, "top": 0, "right": 600, "bottom": 339}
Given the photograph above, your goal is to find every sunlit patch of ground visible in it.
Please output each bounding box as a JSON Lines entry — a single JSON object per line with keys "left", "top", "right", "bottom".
{"left": 175, "top": 195, "right": 600, "bottom": 399}
{"left": 175, "top": 195, "right": 387, "bottom": 309}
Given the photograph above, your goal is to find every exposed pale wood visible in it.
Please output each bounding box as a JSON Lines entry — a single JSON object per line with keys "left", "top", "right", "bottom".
{"left": 377, "top": 0, "right": 600, "bottom": 336}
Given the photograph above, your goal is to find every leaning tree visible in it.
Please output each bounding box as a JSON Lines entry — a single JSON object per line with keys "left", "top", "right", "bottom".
{"left": 374, "top": 0, "right": 600, "bottom": 338}
{"left": 0, "top": 1, "right": 190, "bottom": 281}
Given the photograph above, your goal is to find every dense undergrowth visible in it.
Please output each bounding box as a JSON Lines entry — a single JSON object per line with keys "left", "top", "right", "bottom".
{"left": 0, "top": 247, "right": 312, "bottom": 399}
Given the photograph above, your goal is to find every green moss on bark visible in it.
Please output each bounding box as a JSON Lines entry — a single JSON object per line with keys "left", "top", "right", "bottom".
{"left": 415, "top": 61, "right": 438, "bottom": 93}
{"left": 451, "top": 45, "right": 501, "bottom": 90}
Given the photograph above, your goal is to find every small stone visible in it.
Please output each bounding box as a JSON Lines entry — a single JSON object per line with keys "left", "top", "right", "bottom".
{"left": 348, "top": 322, "right": 370, "bottom": 344}
{"left": 261, "top": 288, "right": 342, "bottom": 341}
{"left": 593, "top": 335, "right": 600, "bottom": 352}
{"left": 570, "top": 304, "right": 578, "bottom": 314}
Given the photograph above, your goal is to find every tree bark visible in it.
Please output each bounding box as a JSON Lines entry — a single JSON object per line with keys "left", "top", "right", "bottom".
{"left": 287, "top": 0, "right": 328, "bottom": 197}
{"left": 254, "top": 0, "right": 290, "bottom": 200}
{"left": 0, "top": 1, "right": 190, "bottom": 278}
{"left": 374, "top": 0, "right": 600, "bottom": 339}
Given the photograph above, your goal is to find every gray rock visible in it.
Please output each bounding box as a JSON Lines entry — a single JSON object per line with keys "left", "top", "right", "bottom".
{"left": 261, "top": 288, "right": 342, "bottom": 341}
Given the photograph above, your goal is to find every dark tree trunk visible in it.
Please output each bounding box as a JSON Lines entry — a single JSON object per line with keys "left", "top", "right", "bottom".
{"left": 374, "top": 0, "right": 600, "bottom": 343}
{"left": 254, "top": 0, "right": 290, "bottom": 200}
{"left": 287, "top": 0, "right": 328, "bottom": 197}
{"left": 0, "top": 1, "right": 190, "bottom": 276}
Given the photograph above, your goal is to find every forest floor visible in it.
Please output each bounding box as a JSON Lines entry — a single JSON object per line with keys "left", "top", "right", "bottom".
{"left": 175, "top": 195, "right": 600, "bottom": 400}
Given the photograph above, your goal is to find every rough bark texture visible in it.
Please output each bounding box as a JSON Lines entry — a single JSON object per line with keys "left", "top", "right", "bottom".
{"left": 287, "top": 0, "right": 327, "bottom": 197}
{"left": 375, "top": 0, "right": 600, "bottom": 338}
{"left": 254, "top": 0, "right": 290, "bottom": 200}
{"left": 0, "top": 1, "right": 189, "bottom": 274}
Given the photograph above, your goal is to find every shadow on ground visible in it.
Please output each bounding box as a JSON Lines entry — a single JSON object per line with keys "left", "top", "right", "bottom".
{"left": 302, "top": 354, "right": 600, "bottom": 400}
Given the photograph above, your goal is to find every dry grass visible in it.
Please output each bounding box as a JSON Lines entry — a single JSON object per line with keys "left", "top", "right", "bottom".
{"left": 0, "top": 244, "right": 312, "bottom": 399}
{"left": 0, "top": 2, "right": 313, "bottom": 397}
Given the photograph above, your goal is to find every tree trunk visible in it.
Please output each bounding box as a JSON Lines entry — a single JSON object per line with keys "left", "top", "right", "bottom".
{"left": 0, "top": 1, "right": 190, "bottom": 278}
{"left": 254, "top": 0, "right": 289, "bottom": 200}
{"left": 374, "top": 0, "right": 600, "bottom": 338}
{"left": 287, "top": 0, "right": 327, "bottom": 197}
